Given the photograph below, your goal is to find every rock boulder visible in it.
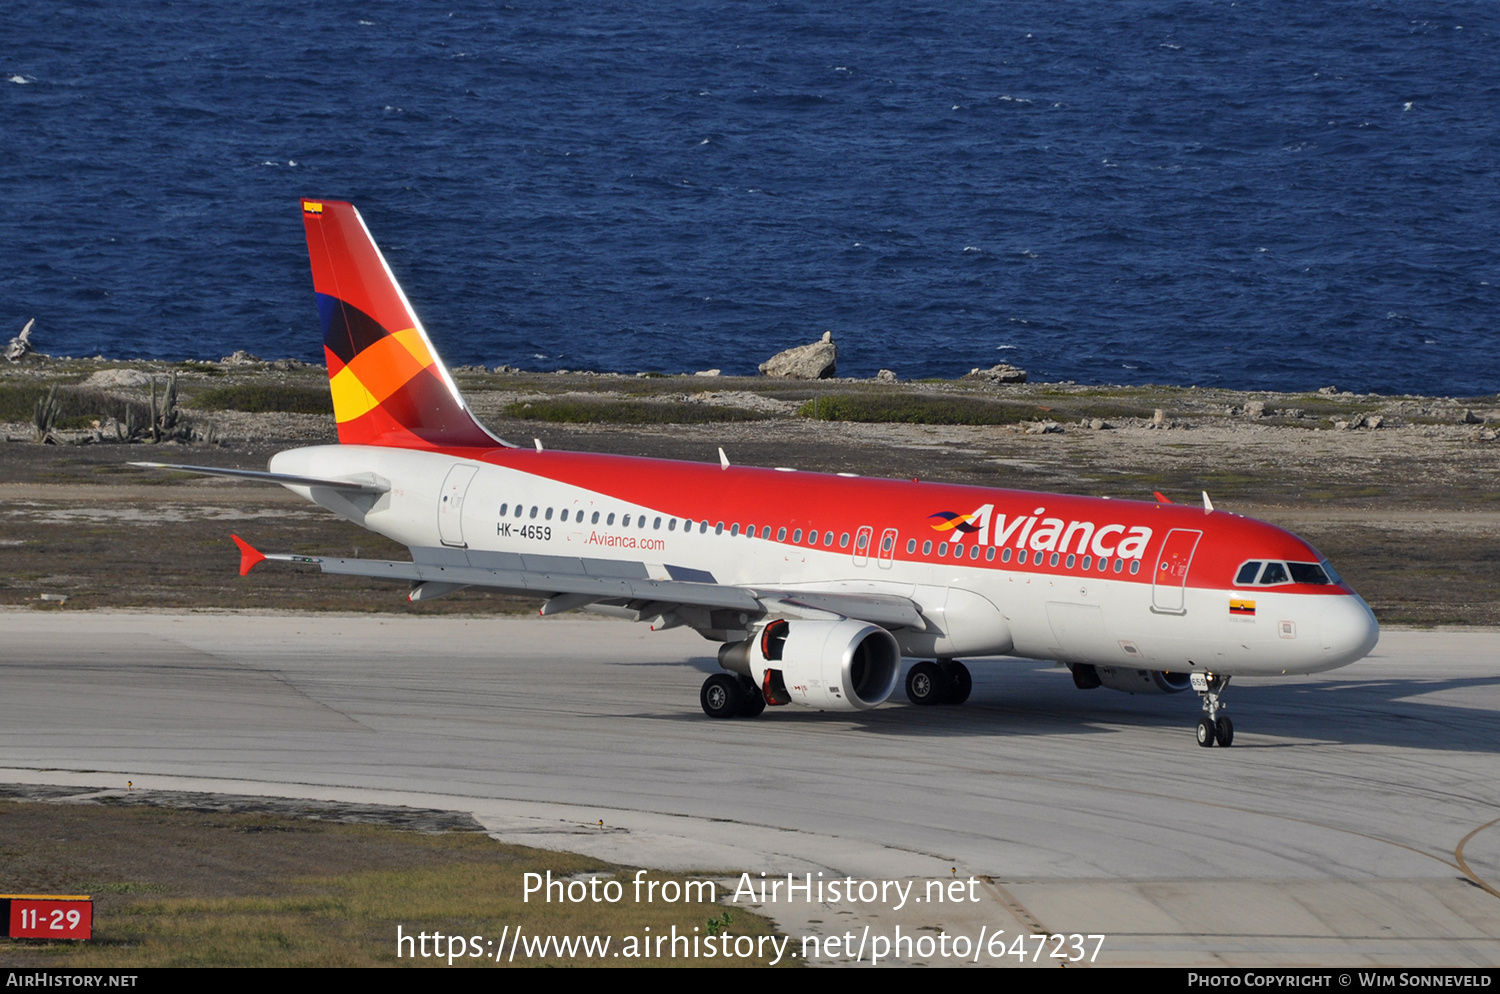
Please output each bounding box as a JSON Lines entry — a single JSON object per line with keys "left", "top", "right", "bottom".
{"left": 966, "top": 363, "right": 1027, "bottom": 384}
{"left": 759, "top": 331, "right": 837, "bottom": 379}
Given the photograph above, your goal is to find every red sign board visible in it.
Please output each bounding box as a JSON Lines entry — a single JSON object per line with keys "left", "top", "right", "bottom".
{"left": 4, "top": 895, "right": 93, "bottom": 940}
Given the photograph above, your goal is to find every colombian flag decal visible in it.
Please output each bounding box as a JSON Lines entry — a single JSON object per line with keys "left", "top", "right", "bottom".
{"left": 1229, "top": 598, "right": 1256, "bottom": 616}
{"left": 928, "top": 511, "right": 981, "bottom": 534}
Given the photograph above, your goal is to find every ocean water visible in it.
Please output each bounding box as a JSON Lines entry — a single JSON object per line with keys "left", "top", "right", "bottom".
{"left": 2, "top": 1, "right": 1497, "bottom": 395}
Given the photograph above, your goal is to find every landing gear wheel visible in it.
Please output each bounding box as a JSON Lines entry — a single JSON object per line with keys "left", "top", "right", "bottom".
{"left": 1192, "top": 672, "right": 1233, "bottom": 748}
{"left": 737, "top": 676, "right": 766, "bottom": 717}
{"left": 939, "top": 661, "right": 972, "bottom": 705}
{"left": 701, "top": 673, "right": 744, "bottom": 719}
{"left": 906, "top": 661, "right": 944, "bottom": 705}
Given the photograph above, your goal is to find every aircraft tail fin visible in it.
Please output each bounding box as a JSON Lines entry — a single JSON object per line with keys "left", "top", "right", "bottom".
{"left": 301, "top": 199, "right": 507, "bottom": 449}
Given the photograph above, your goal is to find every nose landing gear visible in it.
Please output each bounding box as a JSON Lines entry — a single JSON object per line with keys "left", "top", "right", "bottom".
{"left": 1191, "top": 672, "right": 1233, "bottom": 747}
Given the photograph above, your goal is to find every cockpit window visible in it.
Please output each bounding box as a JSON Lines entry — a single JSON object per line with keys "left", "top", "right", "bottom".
{"left": 1236, "top": 561, "right": 1338, "bottom": 586}
{"left": 1259, "top": 562, "right": 1289, "bottom": 585}
{"left": 1288, "top": 562, "right": 1330, "bottom": 585}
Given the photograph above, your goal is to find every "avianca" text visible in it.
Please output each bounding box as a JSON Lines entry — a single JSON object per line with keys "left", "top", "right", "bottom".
{"left": 955, "top": 505, "right": 1152, "bottom": 559}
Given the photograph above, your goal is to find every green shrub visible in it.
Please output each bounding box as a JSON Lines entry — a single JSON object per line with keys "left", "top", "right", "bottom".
{"left": 504, "top": 399, "right": 772, "bottom": 424}
{"left": 796, "top": 394, "right": 1036, "bottom": 425}
{"left": 0, "top": 383, "right": 151, "bottom": 429}
{"left": 193, "top": 384, "right": 333, "bottom": 414}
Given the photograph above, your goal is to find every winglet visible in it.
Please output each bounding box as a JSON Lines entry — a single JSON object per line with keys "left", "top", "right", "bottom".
{"left": 231, "top": 534, "right": 267, "bottom": 576}
{"left": 1153, "top": 491, "right": 1173, "bottom": 504}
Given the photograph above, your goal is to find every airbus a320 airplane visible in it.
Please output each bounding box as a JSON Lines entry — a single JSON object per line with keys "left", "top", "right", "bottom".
{"left": 137, "top": 200, "right": 1379, "bottom": 747}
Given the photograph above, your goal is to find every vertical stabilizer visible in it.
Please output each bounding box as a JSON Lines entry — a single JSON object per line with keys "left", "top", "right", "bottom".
{"left": 301, "top": 199, "right": 506, "bottom": 449}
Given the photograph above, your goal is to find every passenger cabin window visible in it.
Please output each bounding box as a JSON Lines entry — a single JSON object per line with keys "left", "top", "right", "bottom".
{"left": 922, "top": 540, "right": 932, "bottom": 555}
{"left": 777, "top": 527, "right": 787, "bottom": 541}
{"left": 607, "top": 513, "right": 615, "bottom": 525}
{"left": 591, "top": 511, "right": 600, "bottom": 524}
{"left": 792, "top": 529, "right": 803, "bottom": 542}
{"left": 986, "top": 547, "right": 996, "bottom": 561}
{"left": 715, "top": 522, "right": 724, "bottom": 535}
{"left": 841, "top": 533, "right": 851, "bottom": 548}
{"left": 545, "top": 507, "right": 553, "bottom": 520}
{"left": 907, "top": 539, "right": 917, "bottom": 554}
{"left": 826, "top": 531, "right": 836, "bottom": 546}
{"left": 654, "top": 516, "right": 662, "bottom": 529}
{"left": 1001, "top": 548, "right": 1011, "bottom": 563}
{"left": 530, "top": 506, "right": 538, "bottom": 519}
{"left": 499, "top": 503, "right": 508, "bottom": 516}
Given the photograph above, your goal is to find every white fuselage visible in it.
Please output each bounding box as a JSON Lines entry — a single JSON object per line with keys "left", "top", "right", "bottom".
{"left": 271, "top": 445, "right": 1379, "bottom": 678}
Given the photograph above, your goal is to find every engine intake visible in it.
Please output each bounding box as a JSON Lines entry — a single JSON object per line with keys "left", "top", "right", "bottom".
{"left": 719, "top": 619, "right": 901, "bottom": 711}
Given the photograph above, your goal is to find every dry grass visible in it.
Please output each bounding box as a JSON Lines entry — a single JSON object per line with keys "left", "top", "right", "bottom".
{"left": 0, "top": 799, "right": 786, "bottom": 968}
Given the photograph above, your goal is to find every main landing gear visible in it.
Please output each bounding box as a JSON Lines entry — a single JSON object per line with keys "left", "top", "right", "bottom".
{"left": 905, "top": 660, "right": 972, "bottom": 706}
{"left": 700, "top": 673, "right": 765, "bottom": 719}
{"left": 1191, "top": 671, "right": 1233, "bottom": 747}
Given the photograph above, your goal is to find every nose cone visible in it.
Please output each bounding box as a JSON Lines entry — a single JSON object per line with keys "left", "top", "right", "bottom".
{"left": 1321, "top": 594, "right": 1380, "bottom": 666}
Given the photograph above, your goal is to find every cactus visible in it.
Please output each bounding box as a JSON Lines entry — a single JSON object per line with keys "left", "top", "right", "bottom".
{"left": 32, "top": 384, "right": 61, "bottom": 443}
{"left": 145, "top": 373, "right": 191, "bottom": 443}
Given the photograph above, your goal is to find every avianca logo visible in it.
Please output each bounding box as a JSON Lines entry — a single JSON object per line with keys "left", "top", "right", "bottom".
{"left": 928, "top": 511, "right": 981, "bottom": 534}
{"left": 933, "top": 504, "right": 1154, "bottom": 560}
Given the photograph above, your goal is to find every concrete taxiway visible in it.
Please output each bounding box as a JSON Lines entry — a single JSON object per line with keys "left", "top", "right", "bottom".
{"left": 2, "top": 609, "right": 1497, "bottom": 966}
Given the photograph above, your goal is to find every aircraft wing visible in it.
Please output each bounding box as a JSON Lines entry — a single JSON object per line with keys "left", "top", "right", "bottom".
{"left": 232, "top": 537, "right": 923, "bottom": 629}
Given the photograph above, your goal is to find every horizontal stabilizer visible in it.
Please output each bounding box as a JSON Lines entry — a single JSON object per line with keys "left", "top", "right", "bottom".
{"left": 130, "top": 462, "right": 389, "bottom": 494}
{"left": 230, "top": 534, "right": 267, "bottom": 576}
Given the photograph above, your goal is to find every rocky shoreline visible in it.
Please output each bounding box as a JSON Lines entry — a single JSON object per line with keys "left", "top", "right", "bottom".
{"left": 2, "top": 349, "right": 1499, "bottom": 625}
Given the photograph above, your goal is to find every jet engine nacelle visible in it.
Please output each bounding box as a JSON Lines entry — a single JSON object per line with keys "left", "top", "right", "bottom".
{"left": 1070, "top": 663, "right": 1192, "bottom": 695}
{"left": 719, "top": 619, "right": 902, "bottom": 711}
